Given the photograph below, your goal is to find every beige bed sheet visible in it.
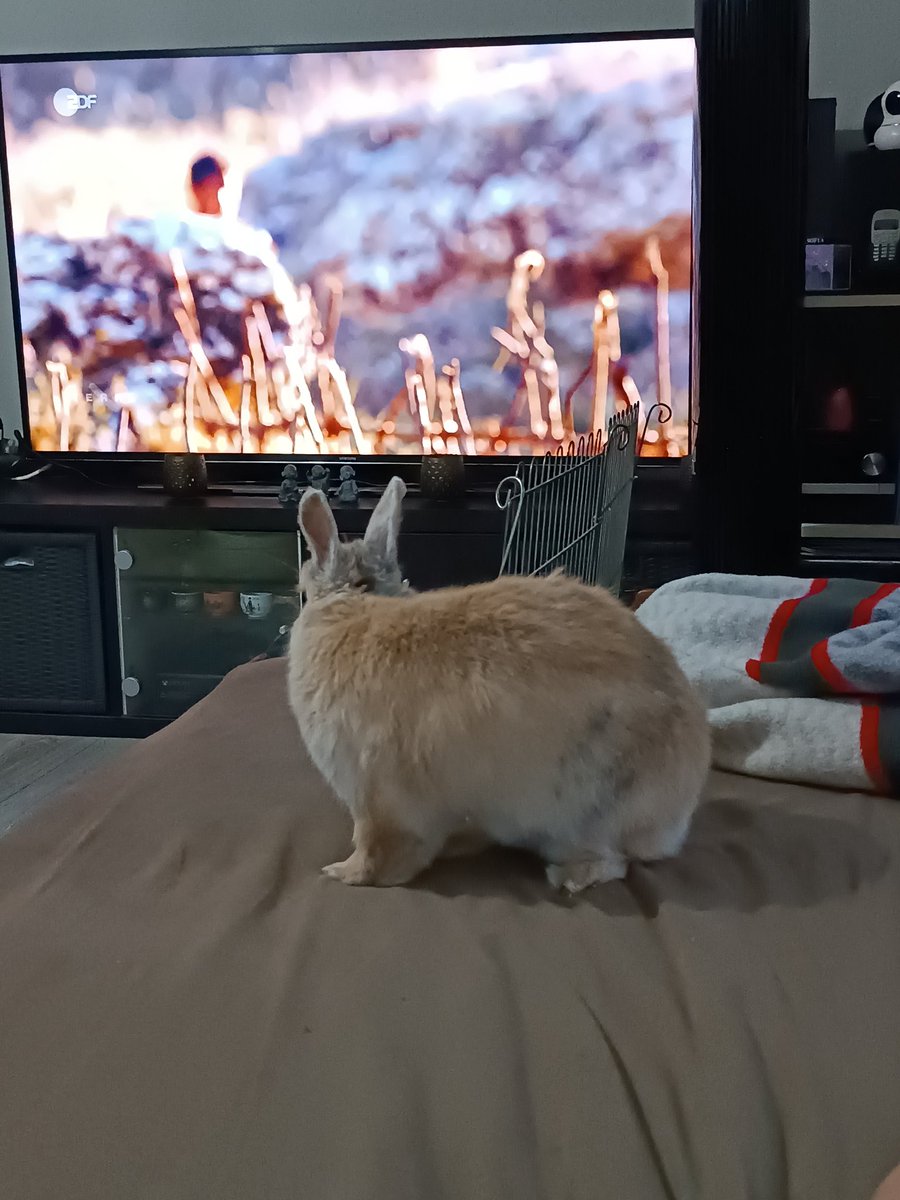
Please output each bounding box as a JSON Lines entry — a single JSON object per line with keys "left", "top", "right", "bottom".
{"left": 0, "top": 658, "right": 898, "bottom": 1200}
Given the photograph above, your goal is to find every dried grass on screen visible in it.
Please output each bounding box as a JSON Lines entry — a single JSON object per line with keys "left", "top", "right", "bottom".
{"left": 28, "top": 243, "right": 681, "bottom": 456}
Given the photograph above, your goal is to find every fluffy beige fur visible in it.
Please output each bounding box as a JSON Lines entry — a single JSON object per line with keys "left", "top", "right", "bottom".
{"left": 288, "top": 477, "right": 710, "bottom": 892}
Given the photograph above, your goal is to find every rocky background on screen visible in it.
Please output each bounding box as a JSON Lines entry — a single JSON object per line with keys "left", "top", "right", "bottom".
{"left": 3, "top": 45, "right": 693, "bottom": 456}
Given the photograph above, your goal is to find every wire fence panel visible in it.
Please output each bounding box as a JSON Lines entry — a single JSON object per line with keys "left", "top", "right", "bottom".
{"left": 495, "top": 402, "right": 638, "bottom": 595}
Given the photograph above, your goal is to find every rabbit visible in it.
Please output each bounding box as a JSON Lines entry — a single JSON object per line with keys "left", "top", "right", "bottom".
{"left": 287, "top": 475, "right": 710, "bottom": 893}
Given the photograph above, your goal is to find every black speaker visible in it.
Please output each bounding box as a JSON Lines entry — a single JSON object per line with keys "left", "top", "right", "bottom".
{"left": 694, "top": 0, "right": 809, "bottom": 574}
{"left": 807, "top": 98, "right": 837, "bottom": 242}
{"left": 0, "top": 532, "right": 106, "bottom": 713}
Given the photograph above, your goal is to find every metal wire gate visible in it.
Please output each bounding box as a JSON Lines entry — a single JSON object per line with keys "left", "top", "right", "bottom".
{"left": 495, "top": 402, "right": 639, "bottom": 595}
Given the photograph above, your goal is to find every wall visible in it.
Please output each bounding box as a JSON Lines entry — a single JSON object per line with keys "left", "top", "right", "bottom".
{"left": 809, "top": 0, "right": 900, "bottom": 129}
{"left": 0, "top": 0, "right": 694, "bottom": 434}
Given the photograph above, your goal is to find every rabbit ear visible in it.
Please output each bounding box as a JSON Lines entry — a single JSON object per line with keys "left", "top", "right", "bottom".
{"left": 298, "top": 488, "right": 339, "bottom": 568}
{"left": 364, "top": 476, "right": 406, "bottom": 562}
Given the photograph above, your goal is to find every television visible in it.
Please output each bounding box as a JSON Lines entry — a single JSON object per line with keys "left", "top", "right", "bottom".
{"left": 0, "top": 35, "right": 695, "bottom": 459}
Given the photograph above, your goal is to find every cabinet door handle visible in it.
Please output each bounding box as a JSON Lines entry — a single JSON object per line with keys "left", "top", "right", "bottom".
{"left": 2, "top": 556, "right": 35, "bottom": 569}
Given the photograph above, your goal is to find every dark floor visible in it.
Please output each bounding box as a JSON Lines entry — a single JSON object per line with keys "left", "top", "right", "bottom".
{"left": 0, "top": 735, "right": 136, "bottom": 836}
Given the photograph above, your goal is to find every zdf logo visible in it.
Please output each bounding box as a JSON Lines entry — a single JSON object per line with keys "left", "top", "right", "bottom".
{"left": 53, "top": 87, "right": 97, "bottom": 117}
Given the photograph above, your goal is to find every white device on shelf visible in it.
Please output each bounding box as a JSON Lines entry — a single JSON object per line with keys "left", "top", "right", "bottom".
{"left": 875, "top": 81, "right": 900, "bottom": 150}
{"left": 865, "top": 82, "right": 900, "bottom": 149}
{"left": 870, "top": 209, "right": 900, "bottom": 263}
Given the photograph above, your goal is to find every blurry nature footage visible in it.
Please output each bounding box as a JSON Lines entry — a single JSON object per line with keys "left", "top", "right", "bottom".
{"left": 1, "top": 40, "right": 695, "bottom": 455}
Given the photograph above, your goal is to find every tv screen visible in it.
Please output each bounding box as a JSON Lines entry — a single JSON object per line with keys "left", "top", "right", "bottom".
{"left": 0, "top": 37, "right": 695, "bottom": 457}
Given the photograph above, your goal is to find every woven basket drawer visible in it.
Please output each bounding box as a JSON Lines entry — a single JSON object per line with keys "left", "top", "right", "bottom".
{"left": 0, "top": 532, "right": 106, "bottom": 713}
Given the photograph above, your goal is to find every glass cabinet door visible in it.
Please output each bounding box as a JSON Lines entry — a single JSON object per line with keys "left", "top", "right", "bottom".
{"left": 114, "top": 527, "right": 300, "bottom": 717}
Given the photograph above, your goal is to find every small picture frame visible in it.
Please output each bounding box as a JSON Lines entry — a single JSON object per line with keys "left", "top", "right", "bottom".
{"left": 805, "top": 241, "right": 852, "bottom": 293}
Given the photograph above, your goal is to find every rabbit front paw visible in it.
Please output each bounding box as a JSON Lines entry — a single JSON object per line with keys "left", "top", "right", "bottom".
{"left": 323, "top": 818, "right": 441, "bottom": 887}
{"left": 322, "top": 851, "right": 375, "bottom": 886}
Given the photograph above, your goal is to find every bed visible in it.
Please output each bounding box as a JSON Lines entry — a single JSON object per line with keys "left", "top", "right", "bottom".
{"left": 1, "top": 658, "right": 898, "bottom": 1199}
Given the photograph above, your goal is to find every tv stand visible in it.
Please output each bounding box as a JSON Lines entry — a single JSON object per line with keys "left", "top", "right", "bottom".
{"left": 0, "top": 473, "right": 505, "bottom": 736}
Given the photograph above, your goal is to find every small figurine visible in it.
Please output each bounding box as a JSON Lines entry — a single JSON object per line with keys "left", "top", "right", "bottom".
{"left": 333, "top": 464, "right": 360, "bottom": 504}
{"left": 307, "top": 464, "right": 330, "bottom": 493}
{"left": 0, "top": 419, "right": 24, "bottom": 459}
{"left": 278, "top": 463, "right": 301, "bottom": 507}
{"left": 0, "top": 420, "right": 26, "bottom": 479}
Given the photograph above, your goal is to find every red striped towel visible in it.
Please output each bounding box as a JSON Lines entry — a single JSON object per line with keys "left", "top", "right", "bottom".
{"left": 638, "top": 574, "right": 900, "bottom": 796}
